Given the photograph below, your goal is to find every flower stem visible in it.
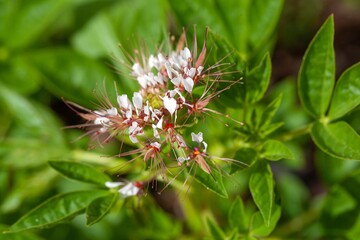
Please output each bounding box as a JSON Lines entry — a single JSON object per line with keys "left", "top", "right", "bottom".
{"left": 275, "top": 124, "right": 312, "bottom": 142}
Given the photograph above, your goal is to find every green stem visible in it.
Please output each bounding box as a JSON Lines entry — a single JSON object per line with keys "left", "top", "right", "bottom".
{"left": 273, "top": 207, "right": 320, "bottom": 237}
{"left": 275, "top": 124, "right": 312, "bottom": 142}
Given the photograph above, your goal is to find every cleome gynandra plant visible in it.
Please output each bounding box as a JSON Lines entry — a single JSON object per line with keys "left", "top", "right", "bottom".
{"left": 4, "top": 13, "right": 360, "bottom": 239}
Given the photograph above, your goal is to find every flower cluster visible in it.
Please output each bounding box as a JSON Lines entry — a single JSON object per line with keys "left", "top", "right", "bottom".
{"left": 70, "top": 31, "right": 243, "bottom": 197}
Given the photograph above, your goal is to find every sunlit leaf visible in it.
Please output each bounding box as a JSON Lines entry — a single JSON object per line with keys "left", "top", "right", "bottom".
{"left": 250, "top": 204, "right": 281, "bottom": 237}
{"left": 311, "top": 121, "right": 360, "bottom": 160}
{"left": 249, "top": 160, "right": 274, "bottom": 226}
{"left": 49, "top": 161, "right": 111, "bottom": 186}
{"left": 328, "top": 62, "right": 360, "bottom": 120}
{"left": 7, "top": 190, "right": 109, "bottom": 232}
{"left": 248, "top": 0, "right": 284, "bottom": 52}
{"left": 228, "top": 197, "right": 248, "bottom": 233}
{"left": 245, "top": 53, "right": 271, "bottom": 104}
{"left": 298, "top": 15, "right": 335, "bottom": 118}
{"left": 260, "top": 139, "right": 294, "bottom": 161}
{"left": 193, "top": 166, "right": 228, "bottom": 198}
{"left": 86, "top": 192, "right": 118, "bottom": 226}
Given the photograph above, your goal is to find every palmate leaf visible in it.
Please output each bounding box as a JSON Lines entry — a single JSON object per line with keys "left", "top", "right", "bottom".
{"left": 6, "top": 190, "right": 109, "bottom": 233}
{"left": 328, "top": 62, "right": 360, "bottom": 120}
{"left": 49, "top": 161, "right": 112, "bottom": 186}
{"left": 298, "top": 15, "right": 335, "bottom": 118}
{"left": 245, "top": 53, "right": 272, "bottom": 104}
{"left": 311, "top": 121, "right": 360, "bottom": 160}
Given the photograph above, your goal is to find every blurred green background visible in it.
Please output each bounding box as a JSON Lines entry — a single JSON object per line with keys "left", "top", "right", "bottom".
{"left": 1, "top": 0, "right": 360, "bottom": 239}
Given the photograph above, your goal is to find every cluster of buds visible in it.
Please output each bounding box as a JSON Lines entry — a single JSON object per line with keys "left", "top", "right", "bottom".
{"left": 69, "top": 30, "right": 243, "bottom": 197}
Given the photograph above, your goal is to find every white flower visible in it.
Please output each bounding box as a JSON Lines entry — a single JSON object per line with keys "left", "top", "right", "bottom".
{"left": 107, "top": 107, "right": 118, "bottom": 116}
{"left": 177, "top": 156, "right": 190, "bottom": 164}
{"left": 163, "top": 96, "right": 177, "bottom": 115}
{"left": 105, "top": 181, "right": 142, "bottom": 198}
{"left": 117, "top": 94, "right": 129, "bottom": 109}
{"left": 191, "top": 132, "right": 203, "bottom": 143}
{"left": 132, "top": 92, "right": 143, "bottom": 115}
{"left": 119, "top": 182, "right": 141, "bottom": 197}
{"left": 105, "top": 181, "right": 124, "bottom": 188}
{"left": 129, "top": 121, "right": 142, "bottom": 143}
{"left": 150, "top": 141, "right": 161, "bottom": 150}
{"left": 171, "top": 75, "right": 194, "bottom": 93}
{"left": 152, "top": 124, "right": 160, "bottom": 138}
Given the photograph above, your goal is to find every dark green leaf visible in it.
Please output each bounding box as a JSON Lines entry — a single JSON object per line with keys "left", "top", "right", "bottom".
{"left": 1, "top": 0, "right": 72, "bottom": 49}
{"left": 328, "top": 62, "right": 360, "bottom": 120}
{"left": 193, "top": 166, "right": 228, "bottom": 198}
{"left": 0, "top": 84, "right": 63, "bottom": 141}
{"left": 250, "top": 204, "right": 281, "bottom": 237}
{"left": 49, "top": 161, "right": 111, "bottom": 186}
{"left": 212, "top": 0, "right": 250, "bottom": 53}
{"left": 311, "top": 121, "right": 360, "bottom": 160}
{"left": 231, "top": 148, "right": 257, "bottom": 174}
{"left": 298, "top": 15, "right": 335, "bottom": 118}
{"left": 277, "top": 174, "right": 309, "bottom": 218}
{"left": 7, "top": 190, "right": 109, "bottom": 232}
{"left": 29, "top": 48, "right": 116, "bottom": 108}
{"left": 205, "top": 217, "right": 226, "bottom": 240}
{"left": 248, "top": 0, "right": 284, "bottom": 51}
{"left": 86, "top": 192, "right": 118, "bottom": 226}
{"left": 0, "top": 56, "right": 42, "bottom": 95}
{"left": 249, "top": 160, "right": 274, "bottom": 226}
{"left": 206, "top": 30, "right": 246, "bottom": 108}
{"left": 260, "top": 140, "right": 294, "bottom": 161}
{"left": 245, "top": 53, "right": 271, "bottom": 104}
{"left": 321, "top": 170, "right": 360, "bottom": 236}
{"left": 228, "top": 197, "right": 248, "bottom": 233}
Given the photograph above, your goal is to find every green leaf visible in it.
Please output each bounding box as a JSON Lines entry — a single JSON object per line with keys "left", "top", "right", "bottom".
{"left": 212, "top": 0, "right": 250, "bottom": 53}
{"left": 0, "top": 55, "right": 42, "bottom": 95}
{"left": 7, "top": 190, "right": 109, "bottom": 232}
{"left": 205, "top": 217, "right": 226, "bottom": 240}
{"left": 321, "top": 170, "right": 360, "bottom": 236}
{"left": 245, "top": 53, "right": 271, "bottom": 104}
{"left": 249, "top": 160, "right": 274, "bottom": 226}
{"left": 250, "top": 204, "right": 281, "bottom": 237}
{"left": 298, "top": 15, "right": 335, "bottom": 118}
{"left": 248, "top": 0, "right": 284, "bottom": 51}
{"left": 207, "top": 30, "right": 246, "bottom": 108}
{"left": 311, "top": 121, "right": 360, "bottom": 160}
{"left": 260, "top": 140, "right": 294, "bottom": 161}
{"left": 228, "top": 197, "right": 248, "bottom": 233}
{"left": 29, "top": 48, "right": 116, "bottom": 108}
{"left": 0, "top": 224, "right": 42, "bottom": 240}
{"left": 49, "top": 161, "right": 111, "bottom": 186}
{"left": 86, "top": 192, "right": 118, "bottom": 226}
{"left": 328, "top": 62, "right": 360, "bottom": 120}
{"left": 193, "top": 166, "right": 228, "bottom": 198}
{"left": 231, "top": 148, "right": 257, "bottom": 173}
{"left": 1, "top": 0, "right": 72, "bottom": 49}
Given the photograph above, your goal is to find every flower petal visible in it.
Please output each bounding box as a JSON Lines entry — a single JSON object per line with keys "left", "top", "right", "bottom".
{"left": 191, "top": 132, "right": 203, "bottom": 143}
{"left": 132, "top": 92, "right": 143, "bottom": 110}
{"left": 163, "top": 96, "right": 177, "bottom": 115}
{"left": 183, "top": 77, "right": 194, "bottom": 93}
